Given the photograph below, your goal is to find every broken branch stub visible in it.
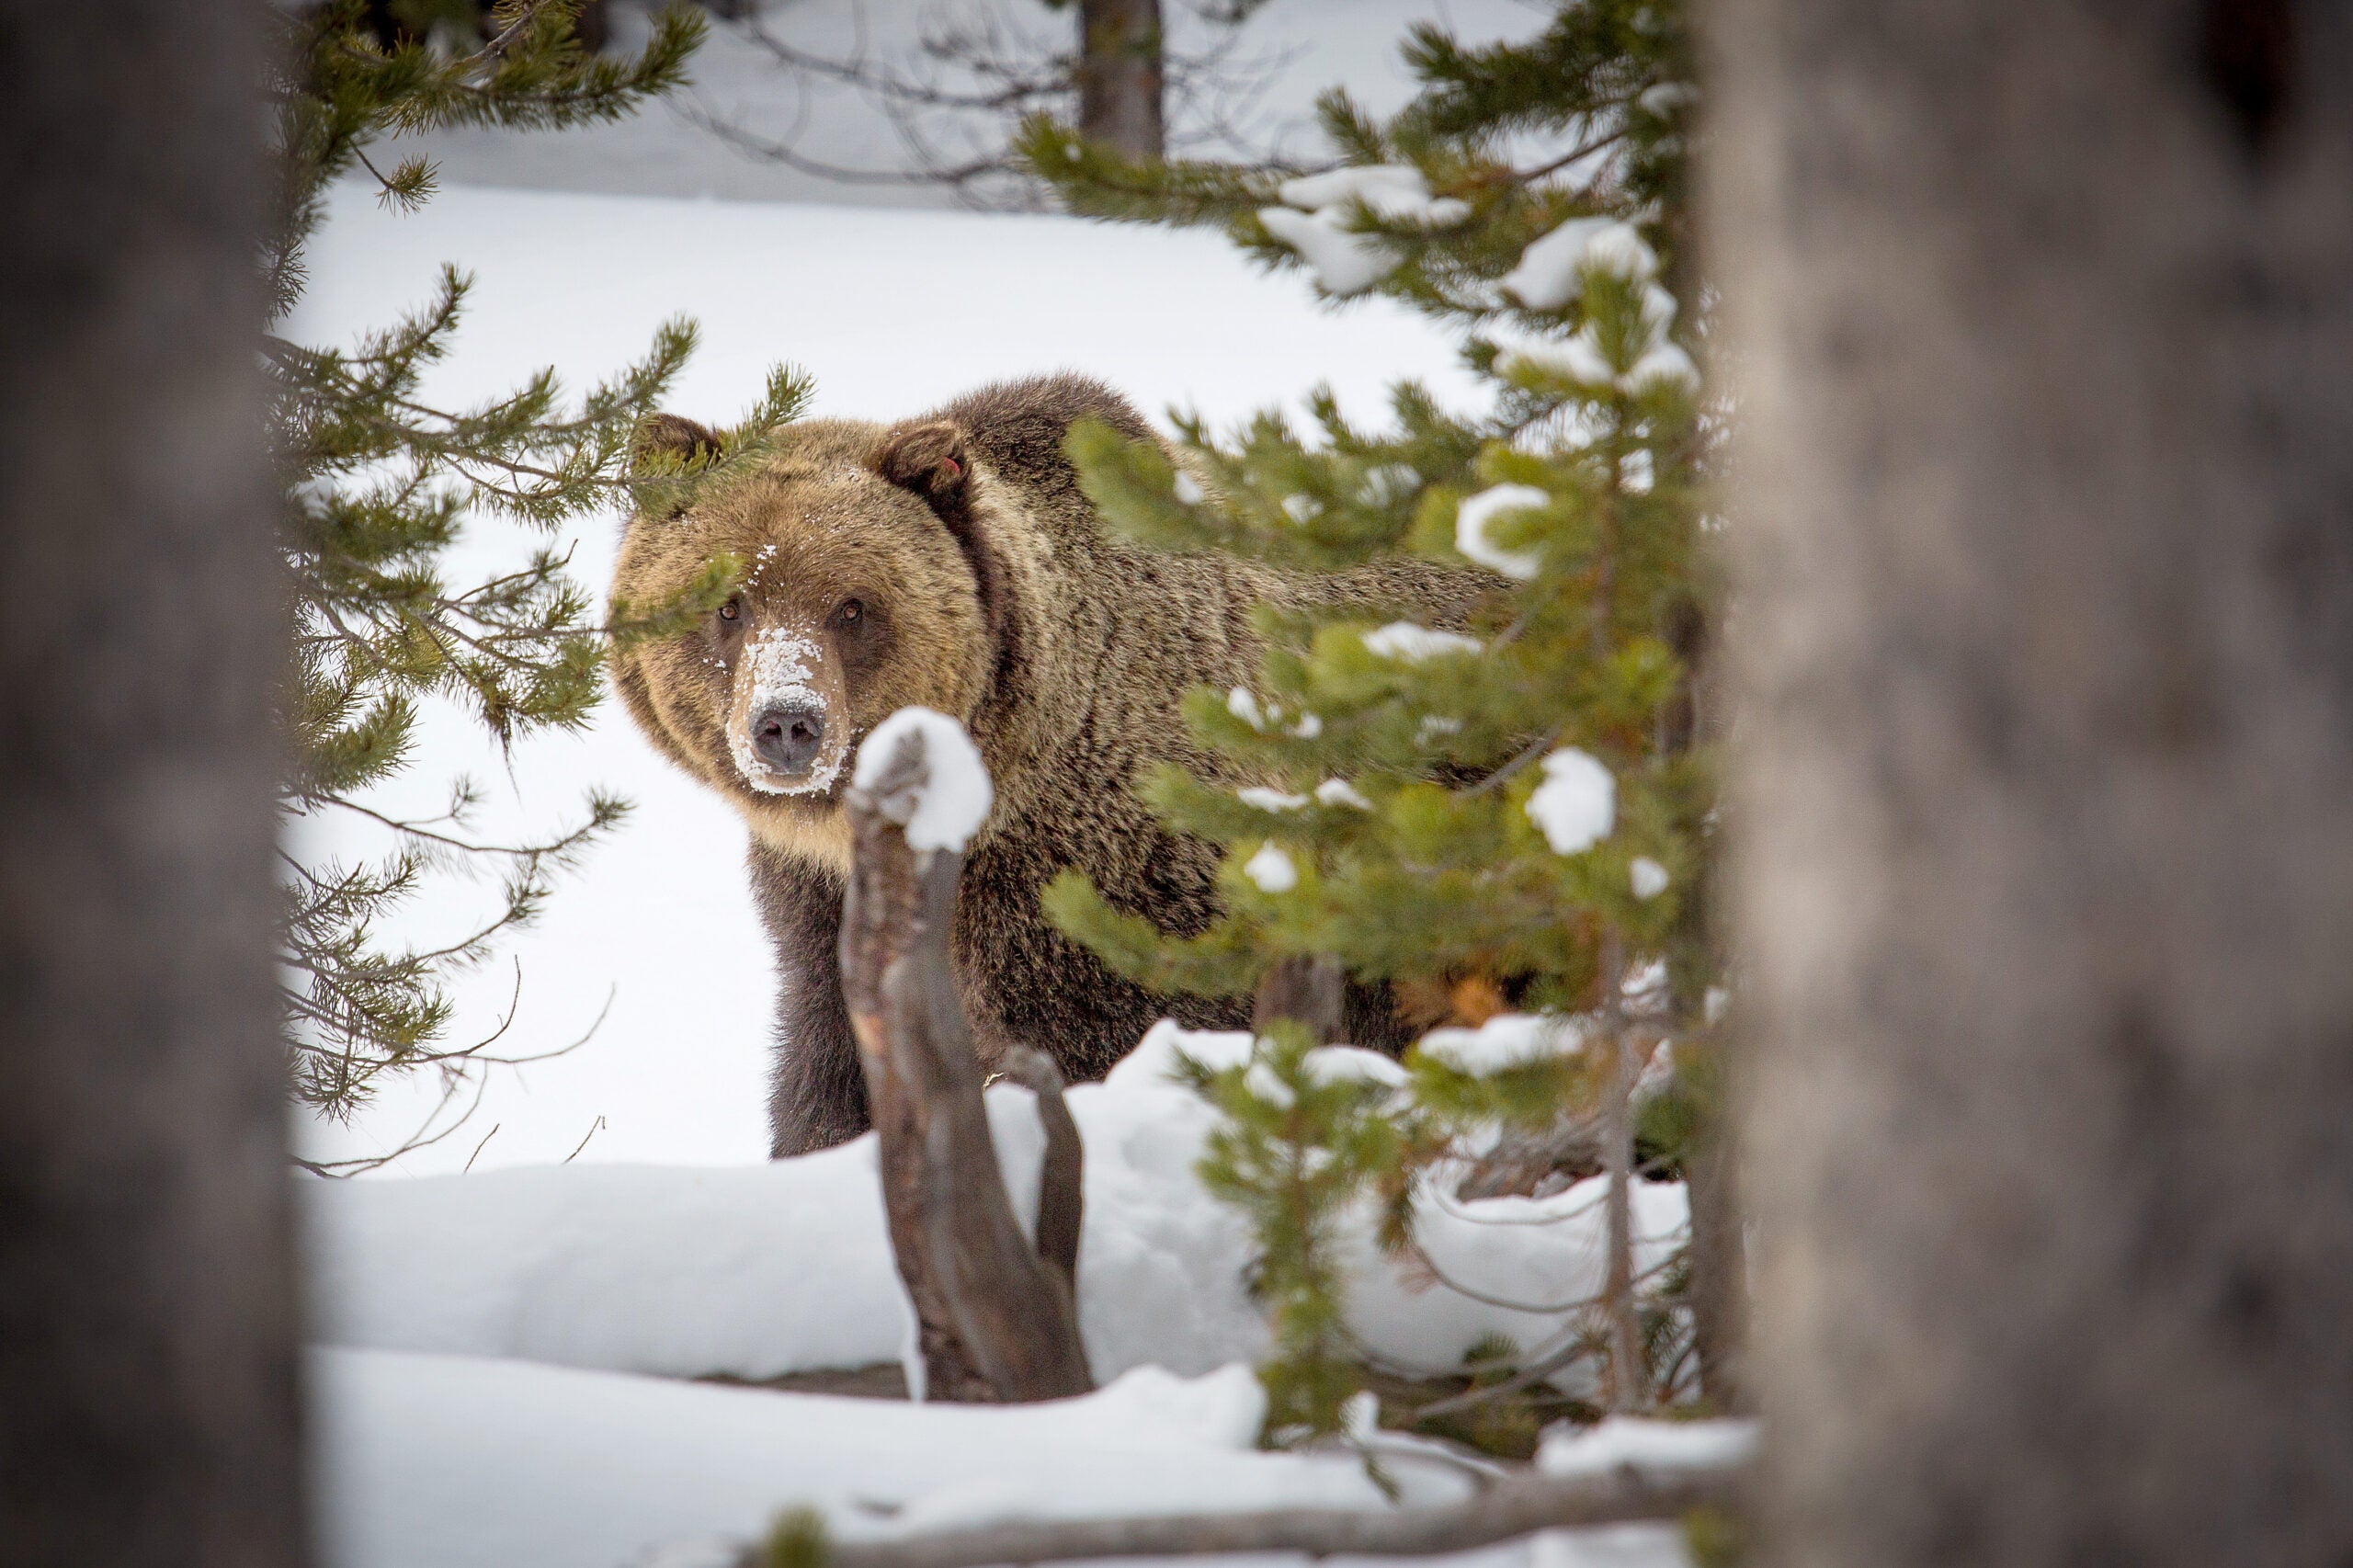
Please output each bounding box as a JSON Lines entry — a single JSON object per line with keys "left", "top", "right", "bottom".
{"left": 995, "top": 1045, "right": 1085, "bottom": 1301}
{"left": 839, "top": 717, "right": 1092, "bottom": 1403}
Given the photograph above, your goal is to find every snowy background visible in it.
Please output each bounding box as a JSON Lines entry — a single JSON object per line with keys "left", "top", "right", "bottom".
{"left": 287, "top": 7, "right": 1716, "bottom": 1567}
{"left": 285, "top": 177, "right": 1486, "bottom": 1176}
{"left": 401, "top": 0, "right": 1539, "bottom": 207}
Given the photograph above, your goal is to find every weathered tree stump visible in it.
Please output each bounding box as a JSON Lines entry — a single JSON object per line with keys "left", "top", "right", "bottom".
{"left": 839, "top": 714, "right": 1093, "bottom": 1403}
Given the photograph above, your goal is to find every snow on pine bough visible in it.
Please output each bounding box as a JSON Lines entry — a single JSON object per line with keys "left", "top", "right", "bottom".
{"left": 841, "top": 708, "right": 1091, "bottom": 1403}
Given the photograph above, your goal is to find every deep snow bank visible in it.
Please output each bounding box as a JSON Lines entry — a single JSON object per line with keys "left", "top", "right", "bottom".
{"left": 308, "top": 1023, "right": 1688, "bottom": 1386}
{"left": 313, "top": 1349, "right": 1398, "bottom": 1568}
{"left": 314, "top": 1347, "right": 1707, "bottom": 1568}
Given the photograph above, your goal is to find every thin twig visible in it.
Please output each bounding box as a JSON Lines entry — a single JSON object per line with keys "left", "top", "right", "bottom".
{"left": 294, "top": 1067, "right": 489, "bottom": 1177}
{"left": 463, "top": 1122, "right": 502, "bottom": 1173}
{"left": 1409, "top": 1335, "right": 1597, "bottom": 1424}
{"left": 1462, "top": 725, "right": 1563, "bottom": 797}
{"left": 563, "top": 1114, "right": 608, "bottom": 1164}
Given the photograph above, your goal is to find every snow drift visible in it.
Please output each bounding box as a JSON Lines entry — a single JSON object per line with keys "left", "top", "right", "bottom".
{"left": 308, "top": 1022, "right": 1688, "bottom": 1389}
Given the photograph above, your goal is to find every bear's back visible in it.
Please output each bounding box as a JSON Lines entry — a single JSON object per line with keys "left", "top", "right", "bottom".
{"left": 933, "top": 374, "right": 1157, "bottom": 526}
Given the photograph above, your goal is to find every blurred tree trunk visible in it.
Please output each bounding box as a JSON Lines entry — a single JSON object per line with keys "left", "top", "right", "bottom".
{"left": 1076, "top": 0, "right": 1165, "bottom": 158}
{"left": 1708, "top": 4, "right": 2353, "bottom": 1565}
{"left": 0, "top": 6, "right": 301, "bottom": 1568}
{"left": 1681, "top": 1089, "right": 1745, "bottom": 1410}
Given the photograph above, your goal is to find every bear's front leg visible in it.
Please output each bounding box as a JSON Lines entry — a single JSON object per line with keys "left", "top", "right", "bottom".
{"left": 746, "top": 841, "right": 870, "bottom": 1157}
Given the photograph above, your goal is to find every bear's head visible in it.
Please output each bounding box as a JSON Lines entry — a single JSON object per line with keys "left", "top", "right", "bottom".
{"left": 608, "top": 414, "right": 1007, "bottom": 871}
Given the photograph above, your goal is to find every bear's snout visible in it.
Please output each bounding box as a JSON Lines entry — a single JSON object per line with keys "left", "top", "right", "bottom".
{"left": 753, "top": 702, "right": 826, "bottom": 776}
{"left": 725, "top": 620, "right": 849, "bottom": 797}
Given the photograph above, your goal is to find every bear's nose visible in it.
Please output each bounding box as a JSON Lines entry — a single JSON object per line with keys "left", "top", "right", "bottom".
{"left": 753, "top": 703, "right": 826, "bottom": 775}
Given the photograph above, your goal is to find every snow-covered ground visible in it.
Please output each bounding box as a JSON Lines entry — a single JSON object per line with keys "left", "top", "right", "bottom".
{"left": 308, "top": 1024, "right": 1690, "bottom": 1389}
{"left": 305, "top": 1025, "right": 1695, "bottom": 1568}
{"left": 313, "top": 1350, "right": 1405, "bottom": 1568}
{"left": 316, "top": 1346, "right": 1720, "bottom": 1568}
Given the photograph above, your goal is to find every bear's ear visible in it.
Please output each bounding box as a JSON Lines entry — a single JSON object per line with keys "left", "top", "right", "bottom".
{"left": 876, "top": 420, "right": 972, "bottom": 515}
{"left": 634, "top": 413, "right": 724, "bottom": 474}
{"left": 877, "top": 417, "right": 1015, "bottom": 661}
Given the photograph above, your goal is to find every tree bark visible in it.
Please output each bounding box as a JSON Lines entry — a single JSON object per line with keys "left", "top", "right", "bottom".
{"left": 840, "top": 724, "right": 1093, "bottom": 1403}
{"left": 1076, "top": 0, "right": 1165, "bottom": 159}
{"left": 1253, "top": 953, "right": 1345, "bottom": 1042}
{"left": 1680, "top": 1068, "right": 1745, "bottom": 1412}
{"left": 1709, "top": 3, "right": 2353, "bottom": 1564}
{"left": 1594, "top": 940, "right": 1648, "bottom": 1415}
{"left": 0, "top": 6, "right": 301, "bottom": 1567}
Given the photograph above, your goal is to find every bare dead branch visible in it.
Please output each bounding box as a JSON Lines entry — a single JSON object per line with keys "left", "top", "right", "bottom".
{"left": 841, "top": 722, "right": 1092, "bottom": 1402}
{"left": 995, "top": 1045, "right": 1085, "bottom": 1298}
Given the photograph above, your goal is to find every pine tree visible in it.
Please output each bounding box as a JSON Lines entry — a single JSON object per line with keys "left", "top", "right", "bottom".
{"left": 1022, "top": 0, "right": 1727, "bottom": 1440}
{"left": 270, "top": 1, "right": 808, "bottom": 1152}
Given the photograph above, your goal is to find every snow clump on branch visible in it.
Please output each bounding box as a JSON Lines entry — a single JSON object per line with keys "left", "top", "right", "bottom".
{"left": 1301, "top": 1045, "right": 1408, "bottom": 1089}
{"left": 1416, "top": 1012, "right": 1588, "bottom": 1074}
{"left": 1636, "top": 82, "right": 1701, "bottom": 119}
{"left": 1243, "top": 842, "right": 1299, "bottom": 892}
{"left": 1500, "top": 216, "right": 1659, "bottom": 311}
{"left": 1631, "top": 856, "right": 1671, "bottom": 899}
{"left": 1276, "top": 165, "right": 1471, "bottom": 223}
{"left": 1228, "top": 686, "right": 1323, "bottom": 738}
{"left": 1256, "top": 165, "right": 1470, "bottom": 298}
{"left": 1360, "top": 621, "right": 1483, "bottom": 663}
{"left": 1313, "top": 778, "right": 1371, "bottom": 810}
{"left": 1526, "top": 747, "right": 1616, "bottom": 855}
{"left": 1455, "top": 483, "right": 1551, "bottom": 579}
{"left": 1538, "top": 1414, "right": 1759, "bottom": 1477}
{"left": 1486, "top": 218, "right": 1699, "bottom": 397}
{"left": 853, "top": 707, "right": 993, "bottom": 852}
{"left": 1242, "top": 1060, "right": 1296, "bottom": 1109}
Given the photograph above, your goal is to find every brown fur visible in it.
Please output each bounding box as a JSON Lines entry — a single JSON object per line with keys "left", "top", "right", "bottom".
{"left": 610, "top": 375, "right": 1493, "bottom": 1156}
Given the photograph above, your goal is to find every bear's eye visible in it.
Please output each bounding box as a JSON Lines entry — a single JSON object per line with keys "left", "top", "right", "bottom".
{"left": 835, "top": 598, "right": 864, "bottom": 629}
{"left": 717, "top": 598, "right": 741, "bottom": 624}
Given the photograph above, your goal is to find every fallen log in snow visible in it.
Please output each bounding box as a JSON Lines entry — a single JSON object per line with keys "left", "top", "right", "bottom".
{"left": 749, "top": 1441, "right": 1750, "bottom": 1568}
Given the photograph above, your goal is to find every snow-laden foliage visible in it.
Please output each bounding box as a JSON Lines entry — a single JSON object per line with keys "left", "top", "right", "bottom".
{"left": 1527, "top": 748, "right": 1618, "bottom": 856}
{"left": 1025, "top": 0, "right": 1726, "bottom": 1443}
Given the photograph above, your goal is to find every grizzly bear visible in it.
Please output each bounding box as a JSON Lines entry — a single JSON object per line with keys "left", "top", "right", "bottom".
{"left": 610, "top": 375, "right": 1490, "bottom": 1156}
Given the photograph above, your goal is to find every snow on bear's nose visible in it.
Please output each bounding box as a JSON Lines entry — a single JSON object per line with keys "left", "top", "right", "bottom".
{"left": 753, "top": 702, "right": 825, "bottom": 775}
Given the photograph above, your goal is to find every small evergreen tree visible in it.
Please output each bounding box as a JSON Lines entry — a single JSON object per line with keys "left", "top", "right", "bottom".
{"left": 1024, "top": 0, "right": 1726, "bottom": 1438}
{"left": 270, "top": 1, "right": 807, "bottom": 1154}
